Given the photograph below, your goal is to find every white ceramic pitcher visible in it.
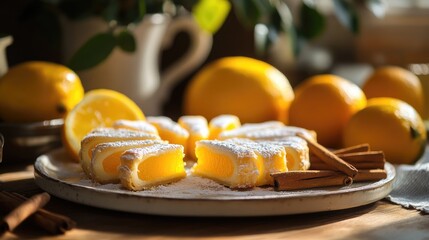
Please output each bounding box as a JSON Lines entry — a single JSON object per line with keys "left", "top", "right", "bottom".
{"left": 62, "top": 14, "right": 212, "bottom": 115}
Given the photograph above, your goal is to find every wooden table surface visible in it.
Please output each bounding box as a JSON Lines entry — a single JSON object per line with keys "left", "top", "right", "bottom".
{"left": 1, "top": 162, "right": 428, "bottom": 240}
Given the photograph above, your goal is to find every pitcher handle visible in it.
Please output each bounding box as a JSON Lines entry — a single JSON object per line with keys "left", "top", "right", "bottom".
{"left": 0, "top": 35, "right": 13, "bottom": 77}
{"left": 156, "top": 15, "right": 213, "bottom": 111}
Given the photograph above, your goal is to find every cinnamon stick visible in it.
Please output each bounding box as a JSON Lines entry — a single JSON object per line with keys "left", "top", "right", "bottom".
{"left": 271, "top": 170, "right": 353, "bottom": 191}
{"left": 310, "top": 151, "right": 385, "bottom": 170}
{"left": 311, "top": 151, "right": 385, "bottom": 163}
{"left": 332, "top": 144, "right": 370, "bottom": 155}
{"left": 271, "top": 169, "right": 388, "bottom": 191}
{"left": 0, "top": 191, "right": 76, "bottom": 234}
{"left": 355, "top": 169, "right": 387, "bottom": 182}
{"left": 310, "top": 161, "right": 385, "bottom": 170}
{"left": 0, "top": 192, "right": 50, "bottom": 234}
{"left": 297, "top": 133, "right": 358, "bottom": 177}
{"left": 338, "top": 151, "right": 385, "bottom": 163}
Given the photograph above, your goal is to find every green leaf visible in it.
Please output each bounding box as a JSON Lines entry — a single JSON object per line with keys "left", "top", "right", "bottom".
{"left": 68, "top": 32, "right": 116, "bottom": 71}
{"left": 116, "top": 30, "right": 136, "bottom": 52}
{"left": 333, "top": 0, "right": 359, "bottom": 34}
{"left": 299, "top": 1, "right": 326, "bottom": 39}
{"left": 193, "top": 0, "right": 231, "bottom": 33}
{"left": 366, "top": 0, "right": 387, "bottom": 18}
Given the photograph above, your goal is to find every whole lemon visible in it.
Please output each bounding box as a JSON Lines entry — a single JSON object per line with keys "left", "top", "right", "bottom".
{"left": 343, "top": 98, "right": 426, "bottom": 164}
{"left": 288, "top": 74, "right": 366, "bottom": 148}
{"left": 0, "top": 61, "right": 84, "bottom": 122}
{"left": 362, "top": 66, "right": 424, "bottom": 117}
{"left": 184, "top": 57, "right": 294, "bottom": 123}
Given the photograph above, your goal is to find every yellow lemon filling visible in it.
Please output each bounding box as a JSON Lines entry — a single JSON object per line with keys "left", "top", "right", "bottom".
{"left": 258, "top": 136, "right": 310, "bottom": 171}
{"left": 90, "top": 139, "right": 165, "bottom": 184}
{"left": 120, "top": 144, "right": 186, "bottom": 191}
{"left": 192, "top": 140, "right": 260, "bottom": 188}
{"left": 147, "top": 116, "right": 189, "bottom": 147}
{"left": 79, "top": 128, "right": 160, "bottom": 177}
{"left": 226, "top": 138, "right": 287, "bottom": 186}
{"left": 208, "top": 114, "right": 241, "bottom": 139}
{"left": 178, "top": 115, "right": 209, "bottom": 160}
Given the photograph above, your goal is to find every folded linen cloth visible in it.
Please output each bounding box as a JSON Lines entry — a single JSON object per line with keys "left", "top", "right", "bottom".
{"left": 385, "top": 147, "right": 429, "bottom": 214}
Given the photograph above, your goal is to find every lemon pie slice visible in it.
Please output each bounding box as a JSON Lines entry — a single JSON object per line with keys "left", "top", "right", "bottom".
{"left": 218, "top": 121, "right": 284, "bottom": 140}
{"left": 90, "top": 139, "right": 165, "bottom": 184}
{"left": 220, "top": 125, "right": 316, "bottom": 141}
{"left": 119, "top": 144, "right": 186, "bottom": 191}
{"left": 208, "top": 114, "right": 241, "bottom": 139}
{"left": 192, "top": 140, "right": 260, "bottom": 188}
{"left": 146, "top": 116, "right": 189, "bottom": 147}
{"left": 226, "top": 138, "right": 287, "bottom": 186}
{"left": 80, "top": 128, "right": 160, "bottom": 177}
{"left": 259, "top": 136, "right": 310, "bottom": 171}
{"left": 178, "top": 115, "right": 209, "bottom": 160}
{"left": 113, "top": 120, "right": 159, "bottom": 135}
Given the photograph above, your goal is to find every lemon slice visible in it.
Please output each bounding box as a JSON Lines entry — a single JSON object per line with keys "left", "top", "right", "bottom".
{"left": 63, "top": 89, "right": 145, "bottom": 161}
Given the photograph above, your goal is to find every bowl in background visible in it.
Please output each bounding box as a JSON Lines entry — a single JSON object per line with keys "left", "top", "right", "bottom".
{"left": 0, "top": 119, "right": 63, "bottom": 164}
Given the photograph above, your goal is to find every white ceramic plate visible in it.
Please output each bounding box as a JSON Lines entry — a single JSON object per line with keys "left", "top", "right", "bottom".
{"left": 34, "top": 148, "right": 395, "bottom": 217}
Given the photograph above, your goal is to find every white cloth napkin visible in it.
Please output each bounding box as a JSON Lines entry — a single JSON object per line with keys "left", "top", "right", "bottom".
{"left": 385, "top": 147, "right": 429, "bottom": 213}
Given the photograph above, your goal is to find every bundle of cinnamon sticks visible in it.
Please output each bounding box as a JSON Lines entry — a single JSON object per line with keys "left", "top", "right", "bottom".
{"left": 271, "top": 134, "right": 388, "bottom": 191}
{"left": 0, "top": 191, "right": 75, "bottom": 235}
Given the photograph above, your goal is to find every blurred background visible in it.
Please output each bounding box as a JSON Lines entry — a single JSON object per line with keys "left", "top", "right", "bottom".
{"left": 1, "top": 0, "right": 429, "bottom": 118}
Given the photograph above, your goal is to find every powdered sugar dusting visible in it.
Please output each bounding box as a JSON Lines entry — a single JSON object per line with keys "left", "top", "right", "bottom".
{"left": 74, "top": 167, "right": 277, "bottom": 199}
{"left": 197, "top": 140, "right": 257, "bottom": 159}
{"left": 94, "top": 139, "right": 165, "bottom": 151}
{"left": 178, "top": 116, "right": 209, "bottom": 136}
{"left": 113, "top": 120, "right": 158, "bottom": 134}
{"left": 209, "top": 114, "right": 240, "bottom": 128}
{"left": 245, "top": 126, "right": 315, "bottom": 140}
{"left": 226, "top": 138, "right": 284, "bottom": 159}
{"left": 147, "top": 116, "right": 189, "bottom": 137}
{"left": 259, "top": 136, "right": 308, "bottom": 152}
{"left": 121, "top": 144, "right": 183, "bottom": 161}
{"left": 84, "top": 128, "right": 159, "bottom": 140}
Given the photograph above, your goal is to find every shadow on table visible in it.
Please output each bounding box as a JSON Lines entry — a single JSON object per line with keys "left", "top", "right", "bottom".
{"left": 10, "top": 196, "right": 378, "bottom": 238}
